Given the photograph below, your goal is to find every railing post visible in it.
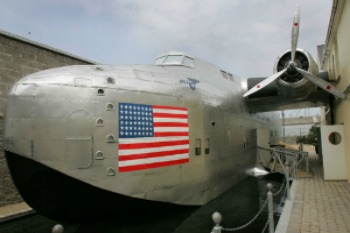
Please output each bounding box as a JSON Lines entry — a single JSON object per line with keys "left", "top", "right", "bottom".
{"left": 212, "top": 212, "right": 222, "bottom": 233}
{"left": 267, "top": 183, "right": 274, "bottom": 233}
{"left": 305, "top": 152, "right": 309, "bottom": 174}
{"left": 293, "top": 156, "right": 298, "bottom": 180}
{"left": 52, "top": 224, "right": 64, "bottom": 233}
{"left": 285, "top": 162, "right": 291, "bottom": 200}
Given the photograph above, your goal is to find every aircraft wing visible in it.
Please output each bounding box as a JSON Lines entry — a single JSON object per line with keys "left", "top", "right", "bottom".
{"left": 245, "top": 88, "right": 331, "bottom": 112}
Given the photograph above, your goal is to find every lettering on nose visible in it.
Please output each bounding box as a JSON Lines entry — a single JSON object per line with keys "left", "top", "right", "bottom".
{"left": 179, "top": 78, "right": 200, "bottom": 90}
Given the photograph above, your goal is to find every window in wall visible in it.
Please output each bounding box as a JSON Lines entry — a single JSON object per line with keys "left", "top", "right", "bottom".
{"left": 205, "top": 138, "right": 210, "bottom": 154}
{"left": 195, "top": 138, "right": 201, "bottom": 156}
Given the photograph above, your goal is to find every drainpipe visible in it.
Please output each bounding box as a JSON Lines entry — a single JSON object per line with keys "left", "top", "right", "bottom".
{"left": 322, "top": 0, "right": 345, "bottom": 70}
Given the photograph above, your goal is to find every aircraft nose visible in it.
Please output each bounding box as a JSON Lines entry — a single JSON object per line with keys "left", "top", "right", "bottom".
{"left": 4, "top": 71, "right": 95, "bottom": 161}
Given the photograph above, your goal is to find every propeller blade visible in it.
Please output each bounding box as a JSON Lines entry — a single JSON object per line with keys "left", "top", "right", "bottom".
{"left": 291, "top": 5, "right": 300, "bottom": 63}
{"left": 296, "top": 68, "right": 346, "bottom": 99}
{"left": 243, "top": 68, "right": 287, "bottom": 97}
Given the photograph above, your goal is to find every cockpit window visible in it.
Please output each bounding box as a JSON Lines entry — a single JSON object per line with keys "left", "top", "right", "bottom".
{"left": 154, "top": 53, "right": 196, "bottom": 68}
{"left": 221, "top": 70, "right": 236, "bottom": 81}
{"left": 163, "top": 55, "right": 183, "bottom": 65}
{"left": 183, "top": 56, "right": 195, "bottom": 67}
{"left": 221, "top": 70, "right": 229, "bottom": 79}
{"left": 154, "top": 56, "right": 166, "bottom": 65}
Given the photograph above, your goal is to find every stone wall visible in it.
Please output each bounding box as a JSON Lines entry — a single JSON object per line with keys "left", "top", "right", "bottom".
{"left": 0, "top": 30, "right": 95, "bottom": 207}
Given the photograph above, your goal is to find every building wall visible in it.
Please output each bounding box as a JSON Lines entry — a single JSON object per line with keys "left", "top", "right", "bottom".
{"left": 0, "top": 31, "right": 95, "bottom": 206}
{"left": 323, "top": 0, "right": 350, "bottom": 182}
{"left": 0, "top": 32, "right": 95, "bottom": 115}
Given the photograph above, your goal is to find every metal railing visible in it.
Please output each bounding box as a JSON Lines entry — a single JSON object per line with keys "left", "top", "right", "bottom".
{"left": 256, "top": 145, "right": 309, "bottom": 179}
{"left": 211, "top": 177, "right": 288, "bottom": 233}
{"left": 210, "top": 153, "right": 297, "bottom": 233}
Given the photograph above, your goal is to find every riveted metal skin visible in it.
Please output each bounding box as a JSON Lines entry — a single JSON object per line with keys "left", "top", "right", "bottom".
{"left": 4, "top": 52, "right": 280, "bottom": 219}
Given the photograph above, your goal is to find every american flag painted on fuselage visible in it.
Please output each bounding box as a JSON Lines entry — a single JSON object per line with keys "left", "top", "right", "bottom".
{"left": 118, "top": 103, "right": 189, "bottom": 172}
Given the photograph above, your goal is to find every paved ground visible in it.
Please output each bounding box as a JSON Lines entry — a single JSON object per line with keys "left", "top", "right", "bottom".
{"left": 0, "top": 119, "right": 24, "bottom": 207}
{"left": 0, "top": 202, "right": 34, "bottom": 223}
{"left": 0, "top": 155, "right": 23, "bottom": 207}
{"left": 286, "top": 153, "right": 350, "bottom": 233}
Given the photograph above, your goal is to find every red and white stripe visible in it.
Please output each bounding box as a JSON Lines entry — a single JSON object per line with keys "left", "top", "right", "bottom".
{"left": 118, "top": 105, "right": 189, "bottom": 172}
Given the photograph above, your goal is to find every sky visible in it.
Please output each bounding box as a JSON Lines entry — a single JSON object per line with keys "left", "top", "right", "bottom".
{"left": 0, "top": 0, "right": 333, "bottom": 78}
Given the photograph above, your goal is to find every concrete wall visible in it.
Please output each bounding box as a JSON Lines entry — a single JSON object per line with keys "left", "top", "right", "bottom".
{"left": 322, "top": 0, "right": 350, "bottom": 182}
{"left": 0, "top": 30, "right": 95, "bottom": 206}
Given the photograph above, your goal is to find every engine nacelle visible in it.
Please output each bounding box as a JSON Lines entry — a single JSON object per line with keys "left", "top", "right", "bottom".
{"left": 244, "top": 6, "right": 344, "bottom": 101}
{"left": 273, "top": 48, "right": 318, "bottom": 98}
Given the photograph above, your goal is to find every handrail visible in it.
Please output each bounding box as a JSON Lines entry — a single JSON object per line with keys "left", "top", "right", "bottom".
{"left": 256, "top": 145, "right": 310, "bottom": 179}
{"left": 211, "top": 181, "right": 287, "bottom": 233}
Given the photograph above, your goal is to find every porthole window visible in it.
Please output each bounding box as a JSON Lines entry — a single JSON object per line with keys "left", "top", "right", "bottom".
{"left": 107, "top": 77, "right": 115, "bottom": 84}
{"left": 106, "top": 103, "right": 114, "bottom": 111}
{"left": 96, "top": 118, "right": 104, "bottom": 127}
{"left": 95, "top": 151, "right": 104, "bottom": 160}
{"left": 106, "top": 167, "right": 116, "bottom": 176}
{"left": 97, "top": 89, "right": 105, "bottom": 96}
{"left": 328, "top": 132, "right": 342, "bottom": 145}
{"left": 106, "top": 134, "right": 116, "bottom": 143}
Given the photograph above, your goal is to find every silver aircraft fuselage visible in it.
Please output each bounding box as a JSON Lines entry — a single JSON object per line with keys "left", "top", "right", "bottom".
{"left": 4, "top": 51, "right": 280, "bottom": 219}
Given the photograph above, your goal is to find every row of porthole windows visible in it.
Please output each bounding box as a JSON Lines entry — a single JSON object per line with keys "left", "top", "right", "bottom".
{"left": 95, "top": 103, "right": 115, "bottom": 127}
{"left": 96, "top": 76, "right": 115, "bottom": 95}
{"left": 195, "top": 138, "right": 210, "bottom": 156}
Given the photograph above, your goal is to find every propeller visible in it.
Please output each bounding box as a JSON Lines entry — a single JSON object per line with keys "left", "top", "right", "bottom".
{"left": 243, "top": 6, "right": 346, "bottom": 100}
{"left": 291, "top": 6, "right": 300, "bottom": 64}
{"left": 243, "top": 69, "right": 286, "bottom": 97}
{"left": 296, "top": 68, "right": 345, "bottom": 99}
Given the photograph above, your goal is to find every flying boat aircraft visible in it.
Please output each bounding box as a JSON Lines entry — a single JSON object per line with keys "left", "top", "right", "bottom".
{"left": 3, "top": 6, "right": 346, "bottom": 221}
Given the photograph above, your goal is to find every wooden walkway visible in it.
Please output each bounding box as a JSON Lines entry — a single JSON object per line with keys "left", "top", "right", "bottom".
{"left": 286, "top": 153, "right": 350, "bottom": 233}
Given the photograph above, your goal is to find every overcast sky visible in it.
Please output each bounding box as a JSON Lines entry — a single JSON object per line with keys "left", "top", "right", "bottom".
{"left": 1, "top": 0, "right": 332, "bottom": 77}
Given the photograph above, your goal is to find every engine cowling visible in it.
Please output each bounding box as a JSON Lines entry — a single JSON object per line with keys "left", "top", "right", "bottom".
{"left": 273, "top": 48, "right": 318, "bottom": 98}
